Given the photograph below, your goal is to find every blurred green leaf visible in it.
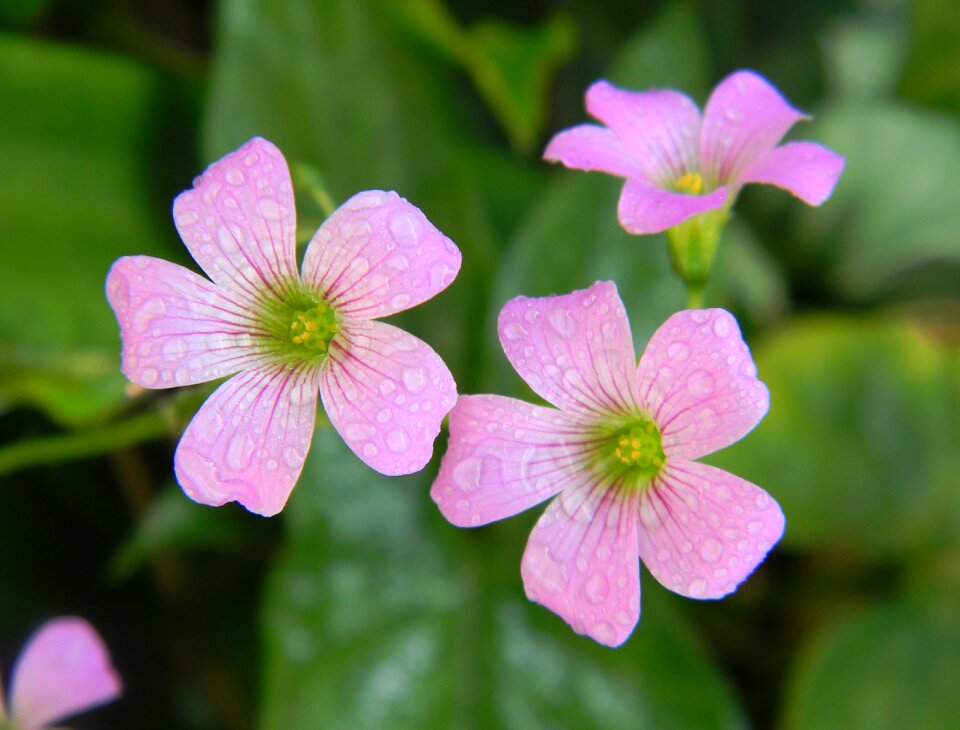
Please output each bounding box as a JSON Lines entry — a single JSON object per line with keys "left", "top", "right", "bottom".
{"left": 784, "top": 598, "right": 960, "bottom": 730}
{"left": 709, "top": 316, "right": 960, "bottom": 556}
{"left": 395, "top": 0, "right": 576, "bottom": 152}
{"left": 899, "top": 0, "right": 960, "bottom": 114}
{"left": 0, "top": 0, "right": 51, "bottom": 25}
{"left": 262, "top": 426, "right": 747, "bottom": 728}
{"left": 206, "top": 0, "right": 501, "bottom": 390}
{"left": 110, "top": 485, "right": 251, "bottom": 579}
{"left": 823, "top": 16, "right": 905, "bottom": 101}
{"left": 780, "top": 101, "right": 960, "bottom": 300}
{"left": 604, "top": 0, "right": 711, "bottom": 98}
{"left": 0, "top": 35, "right": 195, "bottom": 426}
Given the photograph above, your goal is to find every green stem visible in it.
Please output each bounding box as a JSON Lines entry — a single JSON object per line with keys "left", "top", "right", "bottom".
{"left": 291, "top": 162, "right": 337, "bottom": 218}
{"left": 0, "top": 411, "right": 172, "bottom": 477}
{"left": 686, "top": 284, "right": 706, "bottom": 308}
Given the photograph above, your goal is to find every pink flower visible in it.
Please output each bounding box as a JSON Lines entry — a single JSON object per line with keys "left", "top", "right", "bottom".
{"left": 431, "top": 281, "right": 784, "bottom": 646}
{"left": 544, "top": 70, "right": 845, "bottom": 234}
{"left": 106, "top": 137, "right": 461, "bottom": 516}
{"left": 0, "top": 617, "right": 121, "bottom": 729}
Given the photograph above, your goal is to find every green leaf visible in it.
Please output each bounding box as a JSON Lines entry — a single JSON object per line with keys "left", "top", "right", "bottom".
{"left": 709, "top": 316, "right": 960, "bottom": 556}
{"left": 0, "top": 35, "right": 196, "bottom": 426}
{"left": 261, "top": 426, "right": 747, "bottom": 728}
{"left": 899, "top": 0, "right": 960, "bottom": 114}
{"left": 110, "top": 485, "right": 252, "bottom": 579}
{"left": 784, "top": 598, "right": 960, "bottom": 730}
{"left": 779, "top": 102, "right": 960, "bottom": 300}
{"left": 604, "top": 0, "right": 711, "bottom": 99}
{"left": 394, "top": 0, "right": 576, "bottom": 152}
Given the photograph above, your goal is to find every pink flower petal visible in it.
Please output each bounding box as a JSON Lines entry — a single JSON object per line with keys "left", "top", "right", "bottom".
{"left": 700, "top": 70, "right": 807, "bottom": 186}
{"left": 301, "top": 190, "right": 461, "bottom": 320}
{"left": 174, "top": 365, "right": 320, "bottom": 517}
{"left": 637, "top": 309, "right": 768, "bottom": 460}
{"left": 431, "top": 395, "right": 590, "bottom": 527}
{"left": 106, "top": 256, "right": 267, "bottom": 389}
{"left": 521, "top": 481, "right": 641, "bottom": 647}
{"left": 637, "top": 460, "right": 784, "bottom": 599}
{"left": 320, "top": 320, "right": 457, "bottom": 476}
{"left": 497, "top": 281, "right": 640, "bottom": 417}
{"left": 585, "top": 80, "right": 702, "bottom": 186}
{"left": 740, "top": 141, "right": 845, "bottom": 206}
{"left": 8, "top": 618, "right": 120, "bottom": 730}
{"left": 172, "top": 137, "right": 299, "bottom": 303}
{"left": 543, "top": 124, "right": 645, "bottom": 178}
{"left": 617, "top": 179, "right": 728, "bottom": 235}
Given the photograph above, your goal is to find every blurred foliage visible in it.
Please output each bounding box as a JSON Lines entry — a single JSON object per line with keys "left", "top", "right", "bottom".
{"left": 1, "top": 0, "right": 959, "bottom": 728}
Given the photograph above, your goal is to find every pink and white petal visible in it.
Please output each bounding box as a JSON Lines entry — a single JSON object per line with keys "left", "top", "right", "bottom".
{"left": 522, "top": 481, "right": 641, "bottom": 647}
{"left": 637, "top": 309, "right": 768, "bottom": 460}
{"left": 8, "top": 618, "right": 121, "bottom": 730}
{"left": 498, "top": 281, "right": 640, "bottom": 418}
{"left": 543, "top": 124, "right": 645, "bottom": 179}
{"left": 618, "top": 179, "right": 728, "bottom": 235}
{"left": 432, "top": 394, "right": 592, "bottom": 527}
{"left": 740, "top": 141, "right": 845, "bottom": 206}
{"left": 173, "top": 137, "right": 299, "bottom": 302}
{"left": 174, "top": 365, "right": 319, "bottom": 517}
{"left": 320, "top": 320, "right": 457, "bottom": 476}
{"left": 301, "top": 190, "right": 461, "bottom": 319}
{"left": 637, "top": 460, "right": 784, "bottom": 599}
{"left": 700, "top": 70, "right": 808, "bottom": 185}
{"left": 106, "top": 256, "right": 268, "bottom": 388}
{"left": 585, "top": 80, "right": 702, "bottom": 185}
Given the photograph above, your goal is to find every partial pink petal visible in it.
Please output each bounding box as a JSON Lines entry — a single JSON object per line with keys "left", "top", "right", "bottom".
{"left": 106, "top": 256, "right": 267, "bottom": 388}
{"left": 701, "top": 70, "right": 807, "bottom": 185}
{"left": 585, "top": 80, "right": 702, "bottom": 186}
{"left": 498, "top": 281, "right": 640, "bottom": 417}
{"left": 637, "top": 460, "right": 784, "bottom": 599}
{"left": 637, "top": 309, "right": 768, "bottom": 460}
{"left": 618, "top": 179, "right": 728, "bottom": 235}
{"left": 172, "top": 137, "right": 299, "bottom": 303}
{"left": 301, "top": 190, "right": 461, "bottom": 320}
{"left": 320, "top": 320, "right": 457, "bottom": 476}
{"left": 9, "top": 618, "right": 121, "bottom": 730}
{"left": 740, "top": 141, "right": 845, "bottom": 206}
{"left": 174, "top": 365, "right": 319, "bottom": 517}
{"left": 543, "top": 124, "right": 644, "bottom": 179}
{"left": 432, "top": 395, "right": 590, "bottom": 527}
{"left": 522, "top": 481, "right": 641, "bottom": 647}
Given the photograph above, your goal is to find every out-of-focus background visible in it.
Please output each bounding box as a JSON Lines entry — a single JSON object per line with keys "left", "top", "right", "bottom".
{"left": 1, "top": 0, "right": 959, "bottom": 727}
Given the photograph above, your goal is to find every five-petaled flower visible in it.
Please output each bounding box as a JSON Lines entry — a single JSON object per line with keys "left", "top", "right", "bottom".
{"left": 1, "top": 617, "right": 121, "bottom": 729}
{"left": 107, "top": 137, "right": 461, "bottom": 516}
{"left": 543, "top": 69, "right": 845, "bottom": 235}
{"left": 431, "top": 281, "right": 784, "bottom": 646}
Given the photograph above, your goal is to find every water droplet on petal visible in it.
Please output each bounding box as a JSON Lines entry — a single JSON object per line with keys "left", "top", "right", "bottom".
{"left": 686, "top": 369, "right": 716, "bottom": 397}
{"left": 713, "top": 316, "right": 731, "bottom": 337}
{"left": 688, "top": 578, "right": 708, "bottom": 597}
{"left": 700, "top": 537, "right": 723, "bottom": 563}
{"left": 402, "top": 368, "right": 426, "bottom": 394}
{"left": 583, "top": 573, "right": 609, "bottom": 605}
{"left": 503, "top": 322, "right": 528, "bottom": 341}
{"left": 386, "top": 428, "right": 409, "bottom": 453}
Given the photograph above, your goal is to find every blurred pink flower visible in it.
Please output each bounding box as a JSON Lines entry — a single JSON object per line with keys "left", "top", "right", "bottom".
{"left": 0, "top": 617, "right": 121, "bottom": 729}
{"left": 544, "top": 70, "right": 845, "bottom": 234}
{"left": 431, "top": 281, "right": 784, "bottom": 646}
{"left": 107, "top": 137, "right": 460, "bottom": 516}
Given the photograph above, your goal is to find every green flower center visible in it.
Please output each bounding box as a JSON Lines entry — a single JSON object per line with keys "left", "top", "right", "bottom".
{"left": 256, "top": 286, "right": 340, "bottom": 364}
{"left": 597, "top": 418, "right": 666, "bottom": 483}
{"left": 289, "top": 300, "right": 339, "bottom": 352}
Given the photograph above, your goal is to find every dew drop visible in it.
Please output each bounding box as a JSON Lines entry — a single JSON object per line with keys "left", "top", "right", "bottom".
{"left": 257, "top": 198, "right": 283, "bottom": 220}
{"left": 389, "top": 212, "right": 420, "bottom": 247}
{"left": 402, "top": 368, "right": 426, "bottom": 394}
{"left": 386, "top": 428, "right": 409, "bottom": 453}
{"left": 687, "top": 578, "right": 708, "bottom": 597}
{"left": 141, "top": 368, "right": 159, "bottom": 387}
{"left": 713, "top": 315, "right": 731, "bottom": 338}
{"left": 583, "top": 573, "right": 609, "bottom": 605}
{"left": 668, "top": 341, "right": 691, "bottom": 361}
{"left": 546, "top": 308, "right": 577, "bottom": 338}
{"left": 700, "top": 537, "right": 723, "bottom": 563}
{"left": 502, "top": 322, "right": 528, "bottom": 341}
{"left": 686, "top": 369, "right": 716, "bottom": 397}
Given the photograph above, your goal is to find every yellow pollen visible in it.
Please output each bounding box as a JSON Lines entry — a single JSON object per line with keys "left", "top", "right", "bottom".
{"left": 675, "top": 171, "right": 703, "bottom": 195}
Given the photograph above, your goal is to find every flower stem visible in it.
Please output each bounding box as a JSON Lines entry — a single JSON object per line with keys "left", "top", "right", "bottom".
{"left": 0, "top": 411, "right": 172, "bottom": 477}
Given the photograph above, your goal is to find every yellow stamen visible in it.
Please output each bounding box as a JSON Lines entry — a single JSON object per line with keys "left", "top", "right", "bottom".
{"left": 675, "top": 171, "right": 703, "bottom": 195}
